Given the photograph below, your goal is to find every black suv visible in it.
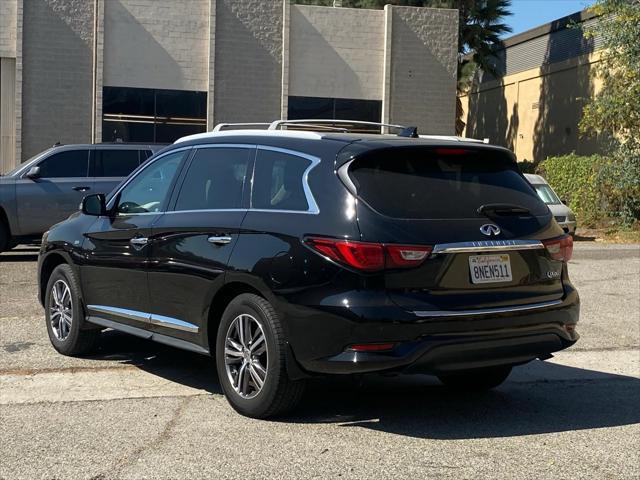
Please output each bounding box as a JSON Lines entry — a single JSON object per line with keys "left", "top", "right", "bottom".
{"left": 38, "top": 121, "right": 579, "bottom": 418}
{"left": 0, "top": 143, "right": 163, "bottom": 252}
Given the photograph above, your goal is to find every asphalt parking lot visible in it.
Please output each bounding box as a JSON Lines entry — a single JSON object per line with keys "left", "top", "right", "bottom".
{"left": 1, "top": 243, "right": 638, "bottom": 479}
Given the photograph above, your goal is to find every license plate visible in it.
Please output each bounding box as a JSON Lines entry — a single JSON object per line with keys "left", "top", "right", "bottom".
{"left": 469, "top": 254, "right": 512, "bottom": 284}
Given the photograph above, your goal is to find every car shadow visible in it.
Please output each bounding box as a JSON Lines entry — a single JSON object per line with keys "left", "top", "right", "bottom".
{"left": 84, "top": 330, "right": 639, "bottom": 438}
{"left": 0, "top": 253, "right": 39, "bottom": 262}
{"left": 288, "top": 362, "right": 640, "bottom": 439}
{"left": 0, "top": 246, "right": 40, "bottom": 262}
{"left": 87, "top": 329, "right": 222, "bottom": 395}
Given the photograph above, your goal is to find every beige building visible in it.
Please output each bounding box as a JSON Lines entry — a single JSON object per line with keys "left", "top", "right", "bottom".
{"left": 0, "top": 0, "right": 458, "bottom": 173}
{"left": 460, "top": 9, "right": 605, "bottom": 163}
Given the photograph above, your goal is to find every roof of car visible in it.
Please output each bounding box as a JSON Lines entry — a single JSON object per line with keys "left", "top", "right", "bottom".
{"left": 524, "top": 173, "right": 547, "bottom": 184}
{"left": 174, "top": 129, "right": 510, "bottom": 152}
{"left": 49, "top": 143, "right": 166, "bottom": 151}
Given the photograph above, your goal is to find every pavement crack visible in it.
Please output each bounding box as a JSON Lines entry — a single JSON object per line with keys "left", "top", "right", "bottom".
{"left": 90, "top": 396, "right": 192, "bottom": 479}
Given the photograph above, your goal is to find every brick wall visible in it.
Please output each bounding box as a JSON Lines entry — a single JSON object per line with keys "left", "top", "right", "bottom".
{"left": 21, "top": 0, "right": 94, "bottom": 160}
{"left": 288, "top": 5, "right": 384, "bottom": 101}
{"left": 213, "top": 0, "right": 283, "bottom": 124}
{"left": 0, "top": 0, "right": 17, "bottom": 58}
{"left": 386, "top": 6, "right": 458, "bottom": 135}
{"left": 103, "top": 0, "right": 209, "bottom": 92}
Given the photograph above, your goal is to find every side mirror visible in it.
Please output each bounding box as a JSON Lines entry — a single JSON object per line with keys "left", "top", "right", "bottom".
{"left": 81, "top": 193, "right": 106, "bottom": 216}
{"left": 25, "top": 166, "right": 41, "bottom": 179}
{"left": 561, "top": 198, "right": 568, "bottom": 205}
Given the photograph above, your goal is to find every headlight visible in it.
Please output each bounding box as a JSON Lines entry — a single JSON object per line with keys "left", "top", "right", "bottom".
{"left": 567, "top": 213, "right": 576, "bottom": 222}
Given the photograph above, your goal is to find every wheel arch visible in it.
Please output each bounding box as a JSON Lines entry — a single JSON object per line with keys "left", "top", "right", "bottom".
{"left": 205, "top": 281, "right": 265, "bottom": 353}
{"left": 39, "top": 251, "right": 75, "bottom": 306}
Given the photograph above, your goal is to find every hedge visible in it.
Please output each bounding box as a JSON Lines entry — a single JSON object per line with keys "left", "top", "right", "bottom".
{"left": 534, "top": 149, "right": 640, "bottom": 227}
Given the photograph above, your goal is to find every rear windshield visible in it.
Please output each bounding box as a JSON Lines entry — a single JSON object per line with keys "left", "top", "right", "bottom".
{"left": 347, "top": 147, "right": 548, "bottom": 219}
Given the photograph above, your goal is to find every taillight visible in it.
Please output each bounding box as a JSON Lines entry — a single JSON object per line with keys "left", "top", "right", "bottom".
{"left": 542, "top": 234, "right": 573, "bottom": 262}
{"left": 385, "top": 244, "right": 433, "bottom": 268}
{"left": 305, "top": 237, "right": 432, "bottom": 271}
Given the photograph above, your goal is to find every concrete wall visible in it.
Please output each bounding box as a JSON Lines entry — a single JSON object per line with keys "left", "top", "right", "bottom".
{"left": 21, "top": 0, "right": 94, "bottom": 160}
{"left": 103, "top": 0, "right": 209, "bottom": 92}
{"left": 0, "top": 0, "right": 17, "bottom": 58}
{"left": 1, "top": 58, "right": 16, "bottom": 174}
{"left": 385, "top": 6, "right": 458, "bottom": 135}
{"left": 213, "top": 0, "right": 283, "bottom": 124}
{"left": 288, "top": 5, "right": 384, "bottom": 101}
{"left": 461, "top": 51, "right": 604, "bottom": 162}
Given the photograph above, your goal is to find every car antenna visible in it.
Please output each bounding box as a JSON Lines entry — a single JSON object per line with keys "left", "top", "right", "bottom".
{"left": 398, "top": 126, "right": 419, "bottom": 138}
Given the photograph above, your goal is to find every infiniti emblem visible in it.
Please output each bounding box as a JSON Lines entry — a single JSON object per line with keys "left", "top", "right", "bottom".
{"left": 480, "top": 224, "right": 501, "bottom": 236}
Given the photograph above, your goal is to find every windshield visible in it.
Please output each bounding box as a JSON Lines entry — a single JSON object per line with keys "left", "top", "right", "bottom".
{"left": 533, "top": 184, "right": 561, "bottom": 205}
{"left": 2, "top": 149, "right": 54, "bottom": 177}
{"left": 347, "top": 147, "right": 548, "bottom": 219}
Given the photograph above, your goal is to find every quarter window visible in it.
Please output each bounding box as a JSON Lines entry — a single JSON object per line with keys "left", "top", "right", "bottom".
{"left": 36, "top": 150, "right": 89, "bottom": 178}
{"left": 174, "top": 148, "right": 252, "bottom": 211}
{"left": 116, "top": 150, "right": 186, "bottom": 214}
{"left": 252, "top": 150, "right": 310, "bottom": 212}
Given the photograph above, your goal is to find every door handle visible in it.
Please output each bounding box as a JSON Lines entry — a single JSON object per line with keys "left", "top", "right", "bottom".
{"left": 130, "top": 237, "right": 149, "bottom": 249}
{"left": 207, "top": 236, "right": 232, "bottom": 246}
{"left": 73, "top": 186, "right": 91, "bottom": 192}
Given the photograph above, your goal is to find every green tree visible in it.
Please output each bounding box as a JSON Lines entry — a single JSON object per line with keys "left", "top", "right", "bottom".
{"left": 579, "top": 0, "right": 640, "bottom": 142}
{"left": 295, "top": 1, "right": 513, "bottom": 134}
{"left": 579, "top": 0, "right": 640, "bottom": 224}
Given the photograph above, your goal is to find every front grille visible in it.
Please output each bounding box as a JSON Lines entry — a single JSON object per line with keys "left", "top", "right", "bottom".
{"left": 554, "top": 216, "right": 566, "bottom": 223}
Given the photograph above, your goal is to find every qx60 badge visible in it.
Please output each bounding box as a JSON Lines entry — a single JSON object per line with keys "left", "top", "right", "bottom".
{"left": 480, "top": 224, "right": 501, "bottom": 236}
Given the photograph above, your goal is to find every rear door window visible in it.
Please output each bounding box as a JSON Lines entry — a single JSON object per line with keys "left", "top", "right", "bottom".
{"left": 347, "top": 147, "right": 547, "bottom": 219}
{"left": 174, "top": 147, "right": 252, "bottom": 211}
{"left": 93, "top": 149, "right": 141, "bottom": 177}
{"left": 252, "top": 149, "right": 310, "bottom": 212}
{"left": 36, "top": 150, "right": 89, "bottom": 178}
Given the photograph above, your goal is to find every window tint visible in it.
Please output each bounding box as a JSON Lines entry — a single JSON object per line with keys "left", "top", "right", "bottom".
{"left": 175, "top": 148, "right": 251, "bottom": 211}
{"left": 102, "top": 86, "right": 207, "bottom": 143}
{"left": 288, "top": 96, "right": 382, "bottom": 132}
{"left": 116, "top": 150, "right": 185, "bottom": 214}
{"left": 94, "top": 150, "right": 140, "bottom": 177}
{"left": 37, "top": 150, "right": 89, "bottom": 178}
{"left": 348, "top": 148, "right": 548, "bottom": 219}
{"left": 252, "top": 150, "right": 310, "bottom": 212}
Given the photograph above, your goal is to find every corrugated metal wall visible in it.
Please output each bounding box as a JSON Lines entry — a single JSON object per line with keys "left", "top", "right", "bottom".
{"left": 481, "top": 18, "right": 602, "bottom": 82}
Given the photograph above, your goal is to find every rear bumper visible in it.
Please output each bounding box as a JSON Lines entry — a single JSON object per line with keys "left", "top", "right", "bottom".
{"left": 285, "top": 288, "right": 579, "bottom": 376}
{"left": 303, "top": 326, "right": 575, "bottom": 375}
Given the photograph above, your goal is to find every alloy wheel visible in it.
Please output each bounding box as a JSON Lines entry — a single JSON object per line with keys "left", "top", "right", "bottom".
{"left": 224, "top": 314, "right": 268, "bottom": 399}
{"left": 49, "top": 279, "right": 73, "bottom": 341}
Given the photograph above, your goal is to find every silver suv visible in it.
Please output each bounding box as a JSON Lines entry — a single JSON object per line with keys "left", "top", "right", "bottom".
{"left": 525, "top": 174, "right": 577, "bottom": 236}
{"left": 0, "top": 143, "right": 163, "bottom": 252}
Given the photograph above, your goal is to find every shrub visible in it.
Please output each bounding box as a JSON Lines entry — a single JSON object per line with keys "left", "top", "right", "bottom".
{"left": 536, "top": 150, "right": 640, "bottom": 228}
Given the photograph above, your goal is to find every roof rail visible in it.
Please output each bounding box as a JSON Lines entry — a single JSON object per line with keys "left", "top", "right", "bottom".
{"left": 268, "top": 119, "right": 408, "bottom": 134}
{"left": 212, "top": 122, "right": 271, "bottom": 132}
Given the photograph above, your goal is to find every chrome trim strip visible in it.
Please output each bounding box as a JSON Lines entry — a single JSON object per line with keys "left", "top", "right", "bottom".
{"left": 432, "top": 240, "right": 544, "bottom": 254}
{"left": 164, "top": 209, "right": 247, "bottom": 214}
{"left": 86, "top": 305, "right": 199, "bottom": 333}
{"left": 256, "top": 145, "right": 321, "bottom": 215}
{"left": 413, "top": 299, "right": 563, "bottom": 318}
{"left": 149, "top": 314, "right": 199, "bottom": 333}
{"left": 87, "top": 305, "right": 149, "bottom": 323}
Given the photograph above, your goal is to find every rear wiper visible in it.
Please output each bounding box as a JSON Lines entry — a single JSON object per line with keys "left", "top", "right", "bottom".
{"left": 477, "top": 203, "right": 531, "bottom": 216}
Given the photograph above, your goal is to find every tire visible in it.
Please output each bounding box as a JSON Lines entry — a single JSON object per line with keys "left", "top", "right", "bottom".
{"left": 0, "top": 221, "right": 10, "bottom": 253}
{"left": 438, "top": 365, "right": 512, "bottom": 391}
{"left": 45, "top": 264, "right": 98, "bottom": 356}
{"left": 215, "top": 293, "right": 305, "bottom": 419}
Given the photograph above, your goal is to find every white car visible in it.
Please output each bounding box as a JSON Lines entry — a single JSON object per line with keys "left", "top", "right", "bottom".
{"left": 525, "top": 174, "right": 576, "bottom": 235}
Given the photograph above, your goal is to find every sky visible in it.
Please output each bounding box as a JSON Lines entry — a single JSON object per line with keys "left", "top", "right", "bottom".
{"left": 505, "top": 0, "right": 595, "bottom": 37}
